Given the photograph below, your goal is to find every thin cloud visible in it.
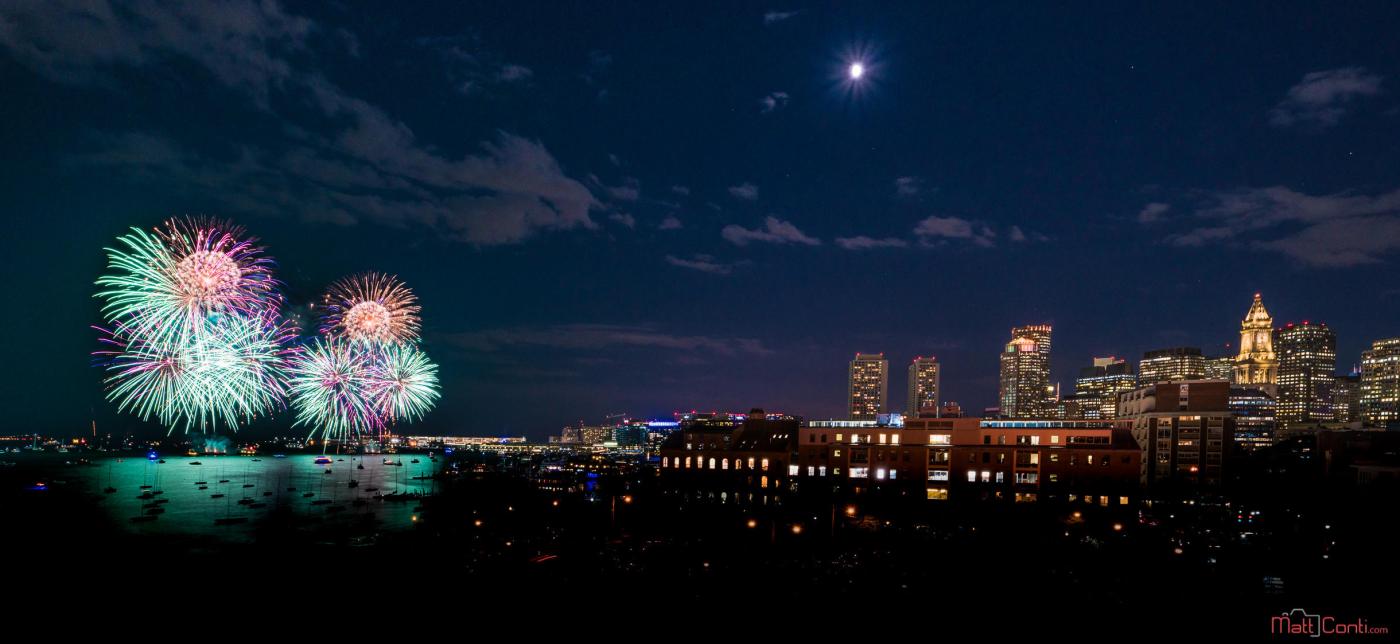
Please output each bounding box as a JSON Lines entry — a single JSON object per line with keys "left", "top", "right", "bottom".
{"left": 445, "top": 324, "right": 772, "bottom": 356}
{"left": 658, "top": 215, "right": 683, "bottom": 230}
{"left": 1269, "top": 67, "right": 1382, "bottom": 128}
{"left": 763, "top": 10, "right": 801, "bottom": 25}
{"left": 1168, "top": 185, "right": 1400, "bottom": 267}
{"left": 0, "top": 0, "right": 600, "bottom": 246}
{"left": 728, "top": 182, "right": 760, "bottom": 200}
{"left": 722, "top": 216, "right": 821, "bottom": 246}
{"left": 666, "top": 254, "right": 735, "bottom": 275}
{"left": 1137, "top": 202, "right": 1171, "bottom": 224}
{"left": 913, "top": 215, "right": 996, "bottom": 247}
{"left": 895, "top": 176, "right": 923, "bottom": 197}
{"left": 836, "top": 236, "right": 908, "bottom": 250}
{"left": 608, "top": 213, "right": 636, "bottom": 228}
{"left": 759, "top": 91, "right": 789, "bottom": 114}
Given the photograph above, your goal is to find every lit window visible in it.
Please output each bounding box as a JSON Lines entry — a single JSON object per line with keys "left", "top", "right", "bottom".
{"left": 879, "top": 433, "right": 887, "bottom": 445}
{"left": 708, "top": 458, "right": 716, "bottom": 469}
{"left": 819, "top": 466, "right": 827, "bottom": 476}
{"left": 850, "top": 467, "right": 869, "bottom": 479}
{"left": 722, "top": 458, "right": 729, "bottom": 470}
{"left": 1051, "top": 435, "right": 1060, "bottom": 444}
{"left": 788, "top": 464, "right": 799, "bottom": 476}
{"left": 761, "top": 476, "right": 768, "bottom": 488}
{"left": 684, "top": 457, "right": 692, "bottom": 468}
{"left": 995, "top": 471, "right": 1004, "bottom": 483}
{"left": 761, "top": 458, "right": 770, "bottom": 471}
{"left": 891, "top": 433, "right": 900, "bottom": 445}
{"left": 662, "top": 457, "right": 669, "bottom": 467}
{"left": 980, "top": 470, "right": 991, "bottom": 483}
{"left": 836, "top": 433, "right": 843, "bottom": 442}
{"left": 930, "top": 434, "right": 951, "bottom": 445}
{"left": 926, "top": 487, "right": 948, "bottom": 501}
{"left": 747, "top": 457, "right": 755, "bottom": 469}
{"left": 807, "top": 465, "right": 815, "bottom": 476}
{"left": 1119, "top": 496, "right": 1129, "bottom": 506}
{"left": 876, "top": 468, "right": 886, "bottom": 480}
{"left": 966, "top": 471, "right": 977, "bottom": 482}
{"left": 889, "top": 469, "right": 898, "bottom": 479}
{"left": 930, "top": 470, "right": 949, "bottom": 481}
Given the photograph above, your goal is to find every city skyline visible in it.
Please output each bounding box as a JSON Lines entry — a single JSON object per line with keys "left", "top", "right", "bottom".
{"left": 2, "top": 2, "right": 1400, "bottom": 439}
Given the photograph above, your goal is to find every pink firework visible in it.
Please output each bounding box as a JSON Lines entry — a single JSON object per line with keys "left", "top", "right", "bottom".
{"left": 319, "top": 272, "right": 421, "bottom": 345}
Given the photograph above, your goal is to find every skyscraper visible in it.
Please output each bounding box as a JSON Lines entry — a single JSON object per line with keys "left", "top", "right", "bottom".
{"left": 999, "top": 325, "right": 1053, "bottom": 418}
{"left": 907, "top": 356, "right": 941, "bottom": 416}
{"left": 1233, "top": 293, "right": 1278, "bottom": 392}
{"left": 1360, "top": 337, "right": 1400, "bottom": 427}
{"left": 849, "top": 353, "right": 889, "bottom": 420}
{"left": 1139, "top": 347, "right": 1206, "bottom": 385}
{"left": 1275, "top": 321, "right": 1337, "bottom": 430}
{"left": 1331, "top": 374, "right": 1361, "bottom": 424}
{"left": 1204, "top": 356, "right": 1235, "bottom": 382}
{"left": 1075, "top": 356, "right": 1137, "bottom": 419}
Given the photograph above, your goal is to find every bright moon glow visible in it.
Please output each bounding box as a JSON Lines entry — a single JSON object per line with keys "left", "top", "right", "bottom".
{"left": 849, "top": 62, "right": 865, "bottom": 79}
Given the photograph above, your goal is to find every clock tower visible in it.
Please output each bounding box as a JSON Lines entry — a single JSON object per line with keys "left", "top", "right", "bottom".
{"left": 1233, "top": 293, "right": 1278, "bottom": 393}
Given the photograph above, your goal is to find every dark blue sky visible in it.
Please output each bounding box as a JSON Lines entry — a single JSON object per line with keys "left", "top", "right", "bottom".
{"left": 2, "top": 1, "right": 1399, "bottom": 439}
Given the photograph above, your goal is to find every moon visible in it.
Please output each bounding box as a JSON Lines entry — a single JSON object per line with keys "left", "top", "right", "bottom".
{"left": 849, "top": 62, "right": 865, "bottom": 80}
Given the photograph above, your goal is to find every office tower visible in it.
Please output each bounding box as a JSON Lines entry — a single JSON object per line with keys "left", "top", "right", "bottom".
{"left": 1331, "top": 374, "right": 1361, "bottom": 423}
{"left": 1230, "top": 386, "right": 1277, "bottom": 450}
{"left": 1075, "top": 356, "right": 1137, "bottom": 419}
{"left": 1233, "top": 293, "right": 1278, "bottom": 392}
{"left": 849, "top": 353, "right": 889, "bottom": 420}
{"left": 1117, "top": 380, "right": 1234, "bottom": 487}
{"left": 999, "top": 325, "right": 1053, "bottom": 418}
{"left": 1275, "top": 321, "right": 1337, "bottom": 429}
{"left": 1204, "top": 356, "right": 1235, "bottom": 382}
{"left": 1360, "top": 337, "right": 1400, "bottom": 427}
{"left": 1138, "top": 347, "right": 1206, "bottom": 385}
{"left": 907, "top": 356, "right": 941, "bottom": 416}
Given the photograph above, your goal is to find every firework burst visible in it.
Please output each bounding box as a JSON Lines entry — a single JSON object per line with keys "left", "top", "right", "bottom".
{"left": 96, "top": 217, "right": 278, "bottom": 351}
{"left": 97, "top": 311, "right": 290, "bottom": 433}
{"left": 368, "top": 343, "right": 440, "bottom": 425}
{"left": 287, "top": 338, "right": 381, "bottom": 443}
{"left": 320, "top": 272, "right": 421, "bottom": 345}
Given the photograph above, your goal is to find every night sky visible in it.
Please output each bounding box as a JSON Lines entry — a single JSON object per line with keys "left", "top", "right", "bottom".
{"left": 3, "top": 2, "right": 1399, "bottom": 439}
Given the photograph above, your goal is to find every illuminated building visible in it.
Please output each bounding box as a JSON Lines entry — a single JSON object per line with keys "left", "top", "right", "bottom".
{"left": 1331, "top": 374, "right": 1361, "bottom": 424}
{"left": 1117, "top": 380, "right": 1235, "bottom": 487}
{"left": 940, "top": 402, "right": 963, "bottom": 418}
{"left": 657, "top": 408, "right": 801, "bottom": 495}
{"left": 849, "top": 353, "right": 889, "bottom": 420}
{"left": 1233, "top": 293, "right": 1278, "bottom": 393}
{"left": 1074, "top": 356, "right": 1137, "bottom": 419}
{"left": 1275, "top": 321, "right": 1337, "bottom": 430}
{"left": 580, "top": 425, "right": 613, "bottom": 446}
{"left": 1360, "top": 337, "right": 1400, "bottom": 427}
{"left": 1138, "top": 347, "right": 1205, "bottom": 385}
{"left": 999, "top": 324, "right": 1053, "bottom": 418}
{"left": 676, "top": 411, "right": 746, "bottom": 430}
{"left": 1204, "top": 356, "right": 1235, "bottom": 382}
{"left": 797, "top": 417, "right": 1140, "bottom": 505}
{"left": 1229, "top": 386, "right": 1277, "bottom": 450}
{"left": 907, "top": 356, "right": 941, "bottom": 416}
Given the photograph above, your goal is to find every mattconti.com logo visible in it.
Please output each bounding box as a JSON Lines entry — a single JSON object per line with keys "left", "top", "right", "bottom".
{"left": 1273, "top": 609, "right": 1389, "bottom": 637}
